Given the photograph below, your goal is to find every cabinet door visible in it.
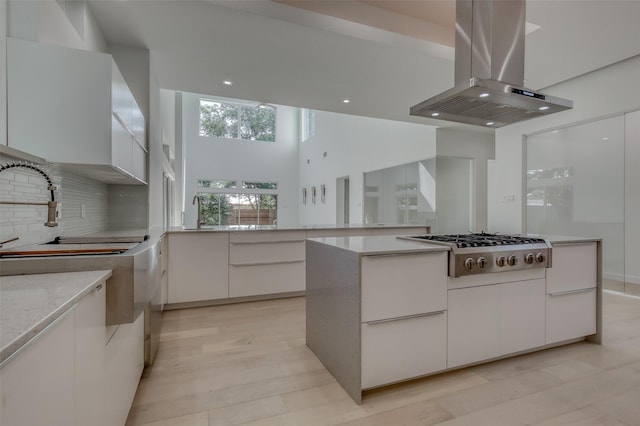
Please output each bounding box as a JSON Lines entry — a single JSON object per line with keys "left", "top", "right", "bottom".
{"left": 104, "top": 313, "right": 144, "bottom": 426}
{"left": 361, "top": 252, "right": 447, "bottom": 323}
{"left": 547, "top": 243, "right": 597, "bottom": 293}
{"left": 132, "top": 141, "right": 147, "bottom": 183}
{"left": 75, "top": 281, "right": 107, "bottom": 426}
{"left": 448, "top": 280, "right": 545, "bottom": 368}
{"left": 0, "top": 310, "right": 75, "bottom": 426}
{"left": 229, "top": 261, "right": 305, "bottom": 297}
{"left": 361, "top": 311, "right": 447, "bottom": 389}
{"left": 8, "top": 37, "right": 112, "bottom": 163}
{"left": 546, "top": 288, "right": 597, "bottom": 344}
{"left": 112, "top": 114, "right": 133, "bottom": 174}
{"left": 168, "top": 233, "right": 229, "bottom": 303}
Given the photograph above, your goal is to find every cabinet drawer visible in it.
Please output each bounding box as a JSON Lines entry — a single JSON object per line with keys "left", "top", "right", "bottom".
{"left": 361, "top": 311, "right": 447, "bottom": 389}
{"left": 229, "top": 231, "right": 305, "bottom": 244}
{"left": 229, "top": 240, "right": 305, "bottom": 265}
{"left": 229, "top": 261, "right": 305, "bottom": 297}
{"left": 546, "top": 243, "right": 597, "bottom": 294}
{"left": 361, "top": 252, "right": 447, "bottom": 323}
{"left": 546, "top": 287, "right": 596, "bottom": 344}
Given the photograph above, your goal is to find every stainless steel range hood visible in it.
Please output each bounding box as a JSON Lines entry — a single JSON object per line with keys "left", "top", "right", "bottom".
{"left": 410, "top": 0, "right": 572, "bottom": 128}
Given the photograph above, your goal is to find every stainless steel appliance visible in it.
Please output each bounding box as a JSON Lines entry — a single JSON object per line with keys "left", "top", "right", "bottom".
{"left": 399, "top": 233, "right": 552, "bottom": 277}
{"left": 410, "top": 0, "right": 572, "bottom": 127}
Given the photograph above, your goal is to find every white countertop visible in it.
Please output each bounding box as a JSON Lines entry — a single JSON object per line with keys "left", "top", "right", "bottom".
{"left": 166, "top": 224, "right": 429, "bottom": 233}
{"left": 307, "top": 235, "right": 450, "bottom": 255}
{"left": 0, "top": 270, "right": 112, "bottom": 364}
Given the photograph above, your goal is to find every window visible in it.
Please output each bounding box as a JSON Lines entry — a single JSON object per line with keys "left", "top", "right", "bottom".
{"left": 200, "top": 99, "right": 276, "bottom": 142}
{"left": 300, "top": 108, "right": 316, "bottom": 142}
{"left": 196, "top": 180, "right": 278, "bottom": 226}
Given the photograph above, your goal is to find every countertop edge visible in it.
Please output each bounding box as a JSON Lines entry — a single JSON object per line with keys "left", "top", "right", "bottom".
{"left": 0, "top": 270, "right": 113, "bottom": 365}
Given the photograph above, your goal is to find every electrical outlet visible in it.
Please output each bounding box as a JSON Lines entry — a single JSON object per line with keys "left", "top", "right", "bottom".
{"left": 81, "top": 203, "right": 86, "bottom": 218}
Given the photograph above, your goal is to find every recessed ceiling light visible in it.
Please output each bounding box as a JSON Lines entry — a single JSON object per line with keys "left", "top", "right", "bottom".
{"left": 486, "top": 121, "right": 495, "bottom": 126}
{"left": 602, "top": 137, "right": 609, "bottom": 141}
{"left": 539, "top": 106, "right": 550, "bottom": 111}
{"left": 479, "top": 93, "right": 490, "bottom": 98}
{"left": 223, "top": 80, "right": 233, "bottom": 86}
{"left": 431, "top": 112, "right": 440, "bottom": 117}
{"left": 552, "top": 130, "right": 559, "bottom": 133}
{"left": 257, "top": 103, "right": 268, "bottom": 109}
{"left": 343, "top": 99, "right": 350, "bottom": 104}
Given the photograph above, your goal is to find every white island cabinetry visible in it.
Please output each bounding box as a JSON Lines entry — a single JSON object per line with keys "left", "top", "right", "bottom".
{"left": 7, "top": 38, "right": 146, "bottom": 184}
{"left": 546, "top": 241, "right": 598, "bottom": 344}
{"left": 360, "top": 252, "right": 447, "bottom": 389}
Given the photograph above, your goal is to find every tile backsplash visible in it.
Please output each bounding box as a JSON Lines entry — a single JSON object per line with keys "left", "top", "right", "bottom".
{"left": 1, "top": 154, "right": 148, "bottom": 250}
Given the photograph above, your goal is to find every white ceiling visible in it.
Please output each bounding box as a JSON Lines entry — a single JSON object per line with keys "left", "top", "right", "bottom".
{"left": 86, "top": 0, "right": 640, "bottom": 126}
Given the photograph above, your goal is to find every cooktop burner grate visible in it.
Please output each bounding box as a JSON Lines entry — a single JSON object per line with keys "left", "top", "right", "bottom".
{"left": 407, "top": 233, "right": 547, "bottom": 249}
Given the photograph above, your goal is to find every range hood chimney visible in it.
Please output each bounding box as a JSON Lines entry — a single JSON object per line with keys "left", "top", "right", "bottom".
{"left": 410, "top": 0, "right": 572, "bottom": 128}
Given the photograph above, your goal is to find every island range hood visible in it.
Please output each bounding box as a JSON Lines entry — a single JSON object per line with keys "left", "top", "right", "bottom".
{"left": 410, "top": 0, "right": 572, "bottom": 128}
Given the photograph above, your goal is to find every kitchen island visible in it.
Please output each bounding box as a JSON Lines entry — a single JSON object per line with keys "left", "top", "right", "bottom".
{"left": 306, "top": 234, "right": 602, "bottom": 403}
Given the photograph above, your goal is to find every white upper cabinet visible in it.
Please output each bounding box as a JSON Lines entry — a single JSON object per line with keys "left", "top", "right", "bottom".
{"left": 7, "top": 38, "right": 147, "bottom": 184}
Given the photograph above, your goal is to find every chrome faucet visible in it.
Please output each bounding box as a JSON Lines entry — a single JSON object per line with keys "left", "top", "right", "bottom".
{"left": 192, "top": 195, "right": 203, "bottom": 229}
{"left": 0, "top": 161, "right": 58, "bottom": 227}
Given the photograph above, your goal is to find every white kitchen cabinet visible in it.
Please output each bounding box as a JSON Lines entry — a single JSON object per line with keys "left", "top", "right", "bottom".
{"left": 361, "top": 311, "right": 447, "bottom": 389}
{"left": 359, "top": 251, "right": 448, "bottom": 389}
{"left": 360, "top": 252, "right": 447, "bottom": 323}
{"left": 75, "top": 280, "right": 107, "bottom": 426}
{"left": 229, "top": 231, "right": 305, "bottom": 297}
{"left": 168, "top": 233, "right": 229, "bottom": 303}
{"left": 7, "top": 37, "right": 146, "bottom": 184}
{"left": 0, "top": 310, "right": 75, "bottom": 426}
{"left": 546, "top": 242, "right": 597, "bottom": 294}
{"left": 546, "top": 242, "right": 597, "bottom": 344}
{"left": 103, "top": 313, "right": 145, "bottom": 426}
{"left": 448, "top": 279, "right": 546, "bottom": 368}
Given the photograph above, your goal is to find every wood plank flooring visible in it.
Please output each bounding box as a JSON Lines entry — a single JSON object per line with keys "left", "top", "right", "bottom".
{"left": 126, "top": 291, "right": 640, "bottom": 426}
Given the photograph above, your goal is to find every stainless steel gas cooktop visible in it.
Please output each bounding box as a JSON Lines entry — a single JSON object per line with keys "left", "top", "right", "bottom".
{"left": 399, "top": 232, "right": 552, "bottom": 277}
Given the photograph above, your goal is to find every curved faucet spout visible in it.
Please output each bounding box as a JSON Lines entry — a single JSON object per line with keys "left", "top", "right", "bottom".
{"left": 192, "top": 195, "right": 203, "bottom": 229}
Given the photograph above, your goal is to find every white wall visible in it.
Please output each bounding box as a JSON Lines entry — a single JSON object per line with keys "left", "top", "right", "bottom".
{"left": 299, "top": 110, "right": 437, "bottom": 225}
{"left": 182, "top": 92, "right": 300, "bottom": 228}
{"left": 490, "top": 55, "right": 640, "bottom": 234}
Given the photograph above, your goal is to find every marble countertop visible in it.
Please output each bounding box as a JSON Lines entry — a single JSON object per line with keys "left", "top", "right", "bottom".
{"left": 0, "top": 270, "right": 112, "bottom": 364}
{"left": 307, "top": 235, "right": 450, "bottom": 255}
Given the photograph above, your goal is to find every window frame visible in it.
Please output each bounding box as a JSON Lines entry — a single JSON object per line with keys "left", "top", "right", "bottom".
{"left": 199, "top": 98, "right": 277, "bottom": 142}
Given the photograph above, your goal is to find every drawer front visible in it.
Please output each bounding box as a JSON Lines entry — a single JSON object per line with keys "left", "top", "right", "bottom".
{"left": 368, "top": 227, "right": 429, "bottom": 236}
{"left": 229, "top": 261, "right": 305, "bottom": 297}
{"left": 361, "top": 311, "right": 447, "bottom": 389}
{"left": 229, "top": 240, "right": 305, "bottom": 265}
{"left": 361, "top": 252, "right": 447, "bottom": 323}
{"left": 546, "top": 288, "right": 597, "bottom": 344}
{"left": 229, "top": 231, "right": 305, "bottom": 244}
{"left": 546, "top": 242, "right": 597, "bottom": 294}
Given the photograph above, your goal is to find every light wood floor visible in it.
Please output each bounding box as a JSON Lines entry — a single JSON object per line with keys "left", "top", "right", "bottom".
{"left": 126, "top": 291, "right": 640, "bottom": 426}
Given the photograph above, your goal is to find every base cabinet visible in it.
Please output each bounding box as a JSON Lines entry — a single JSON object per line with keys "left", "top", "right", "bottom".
{"left": 546, "top": 242, "right": 598, "bottom": 344}
{"left": 448, "top": 279, "right": 546, "bottom": 368}
{"left": 104, "top": 313, "right": 145, "bottom": 426}
{"left": 75, "top": 281, "right": 107, "bottom": 426}
{"left": 0, "top": 311, "right": 75, "bottom": 426}
{"left": 167, "top": 233, "right": 229, "bottom": 303}
{"left": 361, "top": 312, "right": 447, "bottom": 389}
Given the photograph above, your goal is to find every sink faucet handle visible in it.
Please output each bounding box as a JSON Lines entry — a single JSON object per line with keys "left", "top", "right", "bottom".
{"left": 0, "top": 236, "right": 20, "bottom": 248}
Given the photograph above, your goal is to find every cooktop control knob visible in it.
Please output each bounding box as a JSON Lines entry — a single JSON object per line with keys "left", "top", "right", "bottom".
{"left": 496, "top": 256, "right": 506, "bottom": 267}
{"left": 464, "top": 258, "right": 475, "bottom": 270}
{"left": 536, "top": 252, "right": 546, "bottom": 263}
{"left": 507, "top": 255, "right": 517, "bottom": 266}
{"left": 477, "top": 257, "right": 487, "bottom": 269}
{"left": 525, "top": 253, "right": 535, "bottom": 264}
